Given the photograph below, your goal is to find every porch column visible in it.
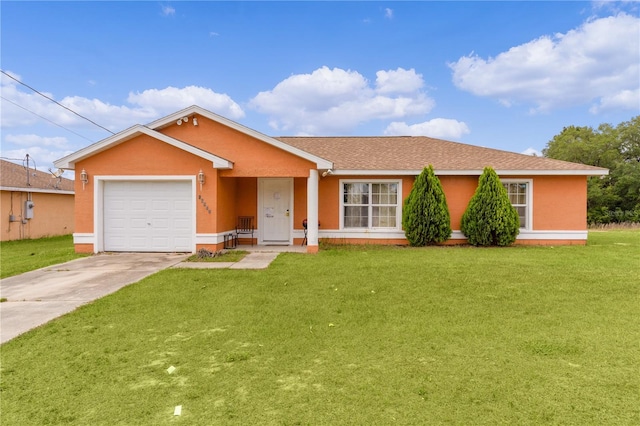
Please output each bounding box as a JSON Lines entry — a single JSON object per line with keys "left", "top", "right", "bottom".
{"left": 306, "top": 169, "right": 319, "bottom": 253}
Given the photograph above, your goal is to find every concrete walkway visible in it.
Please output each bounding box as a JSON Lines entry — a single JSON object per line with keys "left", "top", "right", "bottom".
{"left": 172, "top": 251, "right": 281, "bottom": 269}
{"left": 0, "top": 248, "right": 294, "bottom": 344}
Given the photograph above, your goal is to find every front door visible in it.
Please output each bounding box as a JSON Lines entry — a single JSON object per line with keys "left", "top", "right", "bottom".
{"left": 259, "top": 178, "right": 292, "bottom": 244}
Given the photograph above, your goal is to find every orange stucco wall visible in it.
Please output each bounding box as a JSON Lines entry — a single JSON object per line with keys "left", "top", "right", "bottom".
{"left": 74, "top": 134, "right": 217, "bottom": 235}
{"left": 440, "top": 174, "right": 588, "bottom": 232}
{"left": 293, "top": 178, "right": 307, "bottom": 230}
{"left": 1, "top": 190, "right": 74, "bottom": 241}
{"left": 161, "top": 118, "right": 315, "bottom": 177}
{"left": 311, "top": 174, "right": 589, "bottom": 246}
{"left": 530, "top": 175, "right": 587, "bottom": 230}
{"left": 439, "top": 175, "right": 478, "bottom": 230}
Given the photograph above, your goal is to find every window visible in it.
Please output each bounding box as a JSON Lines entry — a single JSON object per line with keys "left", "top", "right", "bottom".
{"left": 502, "top": 180, "right": 532, "bottom": 229}
{"left": 342, "top": 181, "right": 401, "bottom": 229}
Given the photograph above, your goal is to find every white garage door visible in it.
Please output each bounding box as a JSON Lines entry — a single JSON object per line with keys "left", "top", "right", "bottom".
{"left": 104, "top": 181, "right": 193, "bottom": 252}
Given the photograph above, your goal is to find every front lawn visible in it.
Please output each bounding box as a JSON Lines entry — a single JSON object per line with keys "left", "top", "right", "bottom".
{"left": 0, "top": 235, "right": 86, "bottom": 279}
{"left": 1, "top": 231, "right": 638, "bottom": 424}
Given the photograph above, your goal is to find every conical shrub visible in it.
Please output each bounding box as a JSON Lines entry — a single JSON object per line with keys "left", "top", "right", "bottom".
{"left": 402, "top": 165, "right": 452, "bottom": 246}
{"left": 461, "top": 166, "right": 520, "bottom": 246}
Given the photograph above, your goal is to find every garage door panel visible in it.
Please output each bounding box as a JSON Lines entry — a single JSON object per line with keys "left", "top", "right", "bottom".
{"left": 131, "top": 200, "right": 147, "bottom": 212}
{"left": 152, "top": 200, "right": 170, "bottom": 211}
{"left": 104, "top": 180, "right": 193, "bottom": 252}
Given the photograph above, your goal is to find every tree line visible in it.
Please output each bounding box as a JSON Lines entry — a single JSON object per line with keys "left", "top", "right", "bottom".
{"left": 543, "top": 116, "right": 640, "bottom": 224}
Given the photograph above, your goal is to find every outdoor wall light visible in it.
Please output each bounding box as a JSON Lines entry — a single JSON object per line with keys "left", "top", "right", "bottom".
{"left": 198, "top": 169, "right": 205, "bottom": 190}
{"left": 177, "top": 116, "right": 198, "bottom": 126}
{"left": 80, "top": 169, "right": 89, "bottom": 190}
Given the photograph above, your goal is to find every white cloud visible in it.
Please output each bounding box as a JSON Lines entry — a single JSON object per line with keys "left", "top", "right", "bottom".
{"left": 161, "top": 5, "right": 175, "bottom": 16}
{"left": 385, "top": 8, "right": 393, "bottom": 19}
{"left": 375, "top": 68, "right": 424, "bottom": 94}
{"left": 5, "top": 134, "right": 70, "bottom": 149}
{"left": 522, "top": 147, "right": 542, "bottom": 157}
{"left": 249, "top": 66, "right": 434, "bottom": 134}
{"left": 384, "top": 119, "right": 470, "bottom": 140}
{"left": 127, "top": 86, "right": 245, "bottom": 119}
{"left": 449, "top": 13, "right": 640, "bottom": 114}
{"left": 1, "top": 74, "right": 245, "bottom": 132}
{"left": 589, "top": 88, "right": 640, "bottom": 113}
{"left": 1, "top": 147, "right": 75, "bottom": 172}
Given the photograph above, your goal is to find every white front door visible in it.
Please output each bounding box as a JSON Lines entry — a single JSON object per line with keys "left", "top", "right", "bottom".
{"left": 259, "top": 178, "right": 292, "bottom": 243}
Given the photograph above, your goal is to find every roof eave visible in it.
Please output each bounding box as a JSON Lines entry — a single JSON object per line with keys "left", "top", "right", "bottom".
{"left": 0, "top": 186, "right": 75, "bottom": 195}
{"left": 331, "top": 169, "right": 610, "bottom": 176}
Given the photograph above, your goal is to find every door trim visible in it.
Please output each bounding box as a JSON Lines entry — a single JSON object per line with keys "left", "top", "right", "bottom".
{"left": 257, "top": 178, "right": 293, "bottom": 245}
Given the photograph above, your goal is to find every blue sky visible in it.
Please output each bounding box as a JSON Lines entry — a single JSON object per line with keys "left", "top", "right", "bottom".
{"left": 1, "top": 1, "right": 639, "bottom": 174}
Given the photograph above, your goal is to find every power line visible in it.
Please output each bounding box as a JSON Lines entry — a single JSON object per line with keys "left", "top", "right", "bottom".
{"left": 1, "top": 69, "right": 115, "bottom": 135}
{"left": 1, "top": 96, "right": 94, "bottom": 142}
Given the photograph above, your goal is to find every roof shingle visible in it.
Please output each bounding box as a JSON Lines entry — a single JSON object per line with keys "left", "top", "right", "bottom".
{"left": 1, "top": 159, "right": 75, "bottom": 192}
{"left": 276, "top": 136, "right": 607, "bottom": 175}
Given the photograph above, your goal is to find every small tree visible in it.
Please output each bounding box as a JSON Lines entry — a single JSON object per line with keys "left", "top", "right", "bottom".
{"left": 461, "top": 166, "right": 520, "bottom": 246}
{"left": 402, "top": 165, "right": 452, "bottom": 246}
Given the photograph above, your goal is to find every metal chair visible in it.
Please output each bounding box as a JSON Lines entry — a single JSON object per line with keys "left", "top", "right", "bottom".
{"left": 236, "top": 216, "right": 255, "bottom": 246}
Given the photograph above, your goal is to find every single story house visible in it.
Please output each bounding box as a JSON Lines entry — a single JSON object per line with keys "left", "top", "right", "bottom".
{"left": 1, "top": 159, "right": 75, "bottom": 241}
{"left": 54, "top": 105, "right": 608, "bottom": 254}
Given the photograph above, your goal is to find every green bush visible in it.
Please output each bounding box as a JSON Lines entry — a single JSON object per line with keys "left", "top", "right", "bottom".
{"left": 587, "top": 205, "right": 640, "bottom": 225}
{"left": 402, "top": 165, "right": 452, "bottom": 246}
{"left": 461, "top": 167, "right": 520, "bottom": 246}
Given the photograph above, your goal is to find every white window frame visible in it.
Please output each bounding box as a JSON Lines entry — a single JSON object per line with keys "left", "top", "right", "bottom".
{"left": 339, "top": 179, "right": 402, "bottom": 230}
{"left": 501, "top": 179, "right": 533, "bottom": 231}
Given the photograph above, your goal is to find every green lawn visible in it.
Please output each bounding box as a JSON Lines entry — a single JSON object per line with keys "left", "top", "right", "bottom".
{"left": 0, "top": 235, "right": 86, "bottom": 279}
{"left": 1, "top": 231, "right": 639, "bottom": 425}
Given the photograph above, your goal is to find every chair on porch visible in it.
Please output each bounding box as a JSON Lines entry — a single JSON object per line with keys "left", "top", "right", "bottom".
{"left": 236, "top": 216, "right": 255, "bottom": 246}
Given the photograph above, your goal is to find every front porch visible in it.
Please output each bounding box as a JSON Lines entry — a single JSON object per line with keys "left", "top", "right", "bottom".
{"left": 198, "top": 171, "right": 320, "bottom": 253}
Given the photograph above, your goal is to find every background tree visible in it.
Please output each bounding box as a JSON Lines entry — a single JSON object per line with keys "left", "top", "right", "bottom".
{"left": 402, "top": 165, "right": 451, "bottom": 246}
{"left": 461, "top": 167, "right": 520, "bottom": 246}
{"left": 543, "top": 116, "right": 640, "bottom": 224}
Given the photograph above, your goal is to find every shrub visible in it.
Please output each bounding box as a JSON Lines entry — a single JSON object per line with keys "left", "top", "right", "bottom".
{"left": 461, "top": 167, "right": 520, "bottom": 246}
{"left": 402, "top": 165, "right": 452, "bottom": 246}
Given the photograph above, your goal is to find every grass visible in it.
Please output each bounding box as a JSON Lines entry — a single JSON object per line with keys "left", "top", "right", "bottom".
{"left": 1, "top": 231, "right": 639, "bottom": 425}
{"left": 0, "top": 234, "right": 86, "bottom": 279}
{"left": 185, "top": 250, "right": 248, "bottom": 263}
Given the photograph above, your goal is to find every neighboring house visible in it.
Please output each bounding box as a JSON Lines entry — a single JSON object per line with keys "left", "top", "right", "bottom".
{"left": 54, "top": 105, "right": 608, "bottom": 254}
{"left": 1, "top": 159, "right": 75, "bottom": 241}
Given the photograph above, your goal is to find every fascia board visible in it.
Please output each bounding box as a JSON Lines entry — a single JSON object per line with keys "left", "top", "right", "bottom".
{"left": 332, "top": 169, "right": 609, "bottom": 176}
{"left": 0, "top": 186, "right": 74, "bottom": 195}
{"left": 148, "top": 105, "right": 333, "bottom": 170}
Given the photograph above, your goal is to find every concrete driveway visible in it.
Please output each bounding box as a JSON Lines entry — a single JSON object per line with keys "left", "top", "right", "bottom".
{"left": 0, "top": 253, "right": 188, "bottom": 344}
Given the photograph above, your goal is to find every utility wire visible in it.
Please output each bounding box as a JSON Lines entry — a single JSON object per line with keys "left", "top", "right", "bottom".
{"left": 1, "top": 69, "right": 115, "bottom": 135}
{"left": 1, "top": 96, "right": 94, "bottom": 142}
